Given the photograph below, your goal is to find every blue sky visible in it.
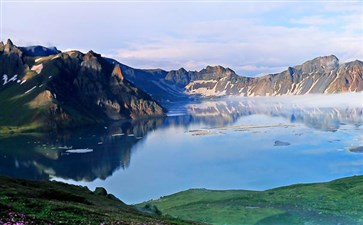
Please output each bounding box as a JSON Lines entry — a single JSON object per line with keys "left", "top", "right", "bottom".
{"left": 1, "top": 0, "right": 362, "bottom": 76}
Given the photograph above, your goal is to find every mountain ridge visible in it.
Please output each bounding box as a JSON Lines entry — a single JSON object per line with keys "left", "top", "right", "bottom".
{"left": 0, "top": 39, "right": 165, "bottom": 132}
{"left": 1, "top": 39, "right": 362, "bottom": 132}
{"left": 10, "top": 40, "right": 362, "bottom": 101}
{"left": 109, "top": 54, "right": 362, "bottom": 101}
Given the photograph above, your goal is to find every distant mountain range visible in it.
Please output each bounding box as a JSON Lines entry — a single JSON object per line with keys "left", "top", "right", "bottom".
{"left": 0, "top": 39, "right": 362, "bottom": 131}
{"left": 117, "top": 55, "right": 363, "bottom": 101}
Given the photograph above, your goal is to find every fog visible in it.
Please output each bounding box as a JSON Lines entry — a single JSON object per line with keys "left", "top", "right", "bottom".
{"left": 225, "top": 92, "right": 363, "bottom": 108}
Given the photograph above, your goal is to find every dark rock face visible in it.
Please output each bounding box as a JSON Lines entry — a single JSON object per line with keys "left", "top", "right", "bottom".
{"left": 46, "top": 51, "right": 165, "bottom": 124}
{"left": 165, "top": 67, "right": 190, "bottom": 87}
{"left": 109, "top": 61, "right": 189, "bottom": 103}
{"left": 0, "top": 40, "right": 165, "bottom": 130}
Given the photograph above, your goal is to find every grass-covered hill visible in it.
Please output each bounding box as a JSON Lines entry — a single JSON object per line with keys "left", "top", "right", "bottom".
{"left": 2, "top": 174, "right": 363, "bottom": 224}
{"left": 138, "top": 176, "right": 363, "bottom": 225}
{"left": 0, "top": 176, "right": 204, "bottom": 225}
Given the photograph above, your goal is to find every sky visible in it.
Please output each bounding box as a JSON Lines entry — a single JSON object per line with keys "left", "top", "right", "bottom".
{"left": 1, "top": 0, "right": 362, "bottom": 76}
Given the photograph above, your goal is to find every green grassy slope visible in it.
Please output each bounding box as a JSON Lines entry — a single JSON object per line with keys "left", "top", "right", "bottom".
{"left": 0, "top": 176, "right": 204, "bottom": 225}
{"left": 0, "top": 67, "right": 55, "bottom": 133}
{"left": 138, "top": 176, "right": 363, "bottom": 225}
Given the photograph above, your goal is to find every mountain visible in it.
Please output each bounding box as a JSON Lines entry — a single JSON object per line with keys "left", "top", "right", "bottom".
{"left": 1, "top": 40, "right": 361, "bottom": 132}
{"left": 181, "top": 55, "right": 363, "bottom": 96}
{"left": 114, "top": 55, "right": 362, "bottom": 100}
{"left": 105, "top": 58, "right": 190, "bottom": 103}
{"left": 0, "top": 40, "right": 165, "bottom": 132}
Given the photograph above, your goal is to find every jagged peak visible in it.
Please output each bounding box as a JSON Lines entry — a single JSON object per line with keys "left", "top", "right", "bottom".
{"left": 205, "top": 65, "right": 224, "bottom": 70}
{"left": 83, "top": 50, "right": 102, "bottom": 61}
{"left": 169, "top": 67, "right": 187, "bottom": 74}
{"left": 6, "top": 39, "right": 14, "bottom": 47}
{"left": 85, "top": 50, "right": 101, "bottom": 58}
{"left": 178, "top": 67, "right": 187, "bottom": 73}
{"left": 342, "top": 59, "right": 363, "bottom": 67}
{"left": 298, "top": 55, "right": 339, "bottom": 73}
{"left": 3, "top": 38, "right": 22, "bottom": 55}
{"left": 352, "top": 59, "right": 363, "bottom": 64}
{"left": 202, "top": 65, "right": 236, "bottom": 75}
{"left": 312, "top": 55, "right": 338, "bottom": 62}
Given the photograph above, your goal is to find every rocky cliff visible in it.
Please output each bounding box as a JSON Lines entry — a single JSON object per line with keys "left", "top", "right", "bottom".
{"left": 0, "top": 40, "right": 165, "bottom": 131}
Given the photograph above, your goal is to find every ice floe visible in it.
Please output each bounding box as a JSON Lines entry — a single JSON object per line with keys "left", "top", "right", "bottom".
{"left": 58, "top": 146, "right": 72, "bottom": 150}
{"left": 66, "top": 148, "right": 93, "bottom": 154}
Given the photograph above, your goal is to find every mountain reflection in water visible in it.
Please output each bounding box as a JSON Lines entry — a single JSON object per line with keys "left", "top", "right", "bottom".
{"left": 186, "top": 98, "right": 362, "bottom": 131}
{"left": 0, "top": 119, "right": 163, "bottom": 181}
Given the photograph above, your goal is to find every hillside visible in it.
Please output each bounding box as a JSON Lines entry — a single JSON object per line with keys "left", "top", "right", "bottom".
{"left": 0, "top": 176, "right": 203, "bottom": 225}
{"left": 0, "top": 39, "right": 165, "bottom": 132}
{"left": 138, "top": 176, "right": 363, "bottom": 225}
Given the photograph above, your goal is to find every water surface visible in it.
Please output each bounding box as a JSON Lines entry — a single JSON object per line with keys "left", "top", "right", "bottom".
{"left": 1, "top": 93, "right": 362, "bottom": 204}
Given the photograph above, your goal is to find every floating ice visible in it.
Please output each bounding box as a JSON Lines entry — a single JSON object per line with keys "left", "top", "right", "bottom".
{"left": 58, "top": 146, "right": 72, "bottom": 150}
{"left": 66, "top": 148, "right": 93, "bottom": 154}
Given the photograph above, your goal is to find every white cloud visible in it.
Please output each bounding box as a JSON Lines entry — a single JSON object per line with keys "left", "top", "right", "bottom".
{"left": 3, "top": 1, "right": 363, "bottom": 76}
{"left": 114, "top": 14, "right": 362, "bottom": 76}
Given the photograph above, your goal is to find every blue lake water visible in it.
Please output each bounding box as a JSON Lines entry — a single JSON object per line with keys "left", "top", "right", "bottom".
{"left": 1, "top": 94, "right": 362, "bottom": 204}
